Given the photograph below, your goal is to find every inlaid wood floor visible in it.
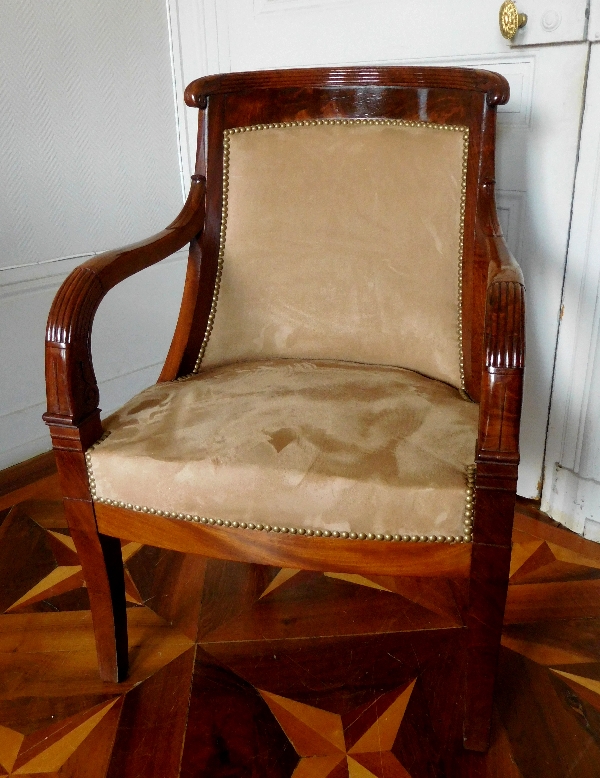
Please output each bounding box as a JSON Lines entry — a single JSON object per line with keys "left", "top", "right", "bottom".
{"left": 1, "top": 471, "right": 600, "bottom": 777}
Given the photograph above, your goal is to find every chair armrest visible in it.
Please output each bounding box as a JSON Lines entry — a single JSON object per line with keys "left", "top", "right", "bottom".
{"left": 485, "top": 236, "right": 525, "bottom": 370}
{"left": 44, "top": 176, "right": 206, "bottom": 435}
{"left": 477, "top": 232, "right": 525, "bottom": 465}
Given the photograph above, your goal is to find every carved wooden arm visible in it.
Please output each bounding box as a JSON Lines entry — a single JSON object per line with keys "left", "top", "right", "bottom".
{"left": 471, "top": 181, "right": 525, "bottom": 546}
{"left": 477, "top": 232, "right": 525, "bottom": 465}
{"left": 44, "top": 176, "right": 206, "bottom": 441}
{"left": 473, "top": 176, "right": 525, "bottom": 463}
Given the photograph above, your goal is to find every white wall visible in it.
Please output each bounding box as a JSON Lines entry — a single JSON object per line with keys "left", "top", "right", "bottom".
{"left": 0, "top": 0, "right": 187, "bottom": 469}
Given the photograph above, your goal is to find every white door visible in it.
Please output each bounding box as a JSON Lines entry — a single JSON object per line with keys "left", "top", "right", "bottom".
{"left": 167, "top": 0, "right": 594, "bottom": 499}
{"left": 541, "top": 8, "right": 600, "bottom": 539}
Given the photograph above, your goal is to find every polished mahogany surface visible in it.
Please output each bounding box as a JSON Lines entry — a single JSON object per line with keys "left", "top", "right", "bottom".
{"left": 42, "top": 67, "right": 525, "bottom": 750}
{"left": 1, "top": 471, "right": 600, "bottom": 777}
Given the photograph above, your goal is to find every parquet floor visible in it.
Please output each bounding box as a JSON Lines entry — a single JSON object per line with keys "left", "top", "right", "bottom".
{"left": 1, "top": 473, "right": 600, "bottom": 777}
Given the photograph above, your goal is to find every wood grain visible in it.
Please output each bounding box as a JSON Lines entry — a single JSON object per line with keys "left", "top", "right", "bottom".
{"left": 41, "top": 66, "right": 525, "bottom": 752}
{"left": 463, "top": 542, "right": 512, "bottom": 751}
{"left": 0, "top": 452, "right": 55, "bottom": 501}
{"left": 107, "top": 647, "right": 196, "bottom": 778}
{"left": 95, "top": 502, "right": 473, "bottom": 578}
{"left": 184, "top": 66, "right": 510, "bottom": 108}
{"left": 0, "top": 608, "right": 193, "bottom": 699}
{"left": 0, "top": 474, "right": 62, "bottom": 513}
{"left": 43, "top": 176, "right": 205, "bottom": 427}
{"left": 1, "top": 478, "right": 600, "bottom": 775}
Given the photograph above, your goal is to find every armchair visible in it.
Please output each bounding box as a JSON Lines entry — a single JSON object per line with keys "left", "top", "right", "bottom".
{"left": 44, "top": 67, "right": 524, "bottom": 753}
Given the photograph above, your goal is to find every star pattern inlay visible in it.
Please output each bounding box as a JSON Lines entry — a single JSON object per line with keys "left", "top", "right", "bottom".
{"left": 0, "top": 699, "right": 121, "bottom": 776}
{"left": 258, "top": 682, "right": 416, "bottom": 778}
{"left": 4, "top": 536, "right": 144, "bottom": 613}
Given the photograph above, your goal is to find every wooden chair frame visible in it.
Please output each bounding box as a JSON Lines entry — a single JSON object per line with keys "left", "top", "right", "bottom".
{"left": 44, "top": 67, "right": 524, "bottom": 753}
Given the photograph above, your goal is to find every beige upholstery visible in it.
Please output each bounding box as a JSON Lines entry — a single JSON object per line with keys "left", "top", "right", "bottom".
{"left": 202, "top": 121, "right": 468, "bottom": 389}
{"left": 88, "top": 360, "right": 478, "bottom": 540}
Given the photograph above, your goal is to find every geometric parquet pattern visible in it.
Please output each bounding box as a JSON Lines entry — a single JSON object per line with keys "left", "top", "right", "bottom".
{"left": 1, "top": 477, "right": 600, "bottom": 776}
{"left": 259, "top": 681, "right": 417, "bottom": 777}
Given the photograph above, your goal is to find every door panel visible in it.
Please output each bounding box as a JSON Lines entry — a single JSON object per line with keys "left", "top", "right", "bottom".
{"left": 169, "top": 0, "right": 590, "bottom": 497}
{"left": 541, "top": 42, "right": 600, "bottom": 537}
{"left": 504, "top": 0, "right": 588, "bottom": 46}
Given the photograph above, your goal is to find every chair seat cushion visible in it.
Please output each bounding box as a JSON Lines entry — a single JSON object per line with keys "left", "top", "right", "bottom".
{"left": 88, "top": 360, "right": 478, "bottom": 541}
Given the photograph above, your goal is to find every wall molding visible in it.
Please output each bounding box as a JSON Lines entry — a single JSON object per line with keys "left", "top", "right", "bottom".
{"left": 166, "top": 0, "right": 190, "bottom": 199}
{"left": 254, "top": 0, "right": 352, "bottom": 14}
{"left": 0, "top": 249, "right": 188, "bottom": 470}
{"left": 0, "top": 248, "right": 187, "bottom": 297}
{"left": 0, "top": 0, "right": 188, "bottom": 472}
{"left": 166, "top": 0, "right": 228, "bottom": 175}
{"left": 505, "top": 0, "right": 588, "bottom": 47}
{"left": 395, "top": 55, "right": 535, "bottom": 127}
{"left": 496, "top": 190, "right": 526, "bottom": 258}
{"left": 546, "top": 465, "right": 600, "bottom": 540}
{"left": 167, "top": 5, "right": 589, "bottom": 501}
{"left": 542, "top": 43, "right": 600, "bottom": 535}
{"left": 0, "top": 359, "right": 167, "bottom": 472}
{"left": 591, "top": 0, "right": 600, "bottom": 41}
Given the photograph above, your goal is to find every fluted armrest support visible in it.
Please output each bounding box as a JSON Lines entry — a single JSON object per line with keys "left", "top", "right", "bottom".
{"left": 485, "top": 240, "right": 525, "bottom": 371}
{"left": 44, "top": 176, "right": 206, "bottom": 440}
{"left": 476, "top": 230, "right": 525, "bottom": 467}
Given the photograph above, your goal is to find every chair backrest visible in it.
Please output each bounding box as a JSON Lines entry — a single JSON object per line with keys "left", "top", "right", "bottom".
{"left": 183, "top": 67, "right": 509, "bottom": 401}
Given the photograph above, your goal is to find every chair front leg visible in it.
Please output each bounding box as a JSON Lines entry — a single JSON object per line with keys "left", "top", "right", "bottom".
{"left": 46, "top": 418, "right": 129, "bottom": 683}
{"left": 465, "top": 266, "right": 524, "bottom": 749}
{"left": 463, "top": 539, "right": 512, "bottom": 751}
{"left": 462, "top": 461, "right": 517, "bottom": 750}
{"left": 66, "top": 500, "right": 129, "bottom": 682}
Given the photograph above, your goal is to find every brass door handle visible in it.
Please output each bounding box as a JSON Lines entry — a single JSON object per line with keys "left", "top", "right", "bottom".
{"left": 499, "top": 0, "right": 528, "bottom": 40}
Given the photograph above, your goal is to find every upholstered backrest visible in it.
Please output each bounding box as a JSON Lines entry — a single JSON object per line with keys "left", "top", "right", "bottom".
{"left": 180, "top": 68, "right": 510, "bottom": 399}
{"left": 201, "top": 119, "right": 468, "bottom": 388}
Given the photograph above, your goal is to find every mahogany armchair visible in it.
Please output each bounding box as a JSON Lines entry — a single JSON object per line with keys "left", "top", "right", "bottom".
{"left": 44, "top": 67, "right": 524, "bottom": 752}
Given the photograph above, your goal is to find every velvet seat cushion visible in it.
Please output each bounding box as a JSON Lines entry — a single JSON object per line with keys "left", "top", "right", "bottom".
{"left": 87, "top": 360, "right": 479, "bottom": 541}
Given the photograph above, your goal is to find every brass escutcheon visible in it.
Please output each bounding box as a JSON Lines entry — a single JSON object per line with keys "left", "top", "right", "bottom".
{"left": 499, "top": 0, "right": 528, "bottom": 40}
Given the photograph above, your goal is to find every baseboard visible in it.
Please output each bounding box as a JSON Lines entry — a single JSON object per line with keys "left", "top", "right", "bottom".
{"left": 0, "top": 450, "right": 56, "bottom": 500}
{"left": 541, "top": 464, "right": 600, "bottom": 539}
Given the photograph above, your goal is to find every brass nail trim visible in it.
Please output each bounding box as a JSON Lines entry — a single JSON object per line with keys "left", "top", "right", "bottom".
{"left": 191, "top": 117, "right": 470, "bottom": 395}
{"left": 86, "top": 436, "right": 475, "bottom": 544}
